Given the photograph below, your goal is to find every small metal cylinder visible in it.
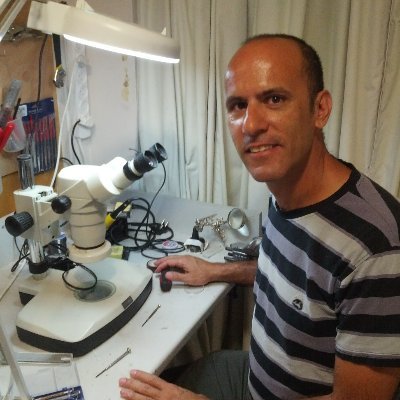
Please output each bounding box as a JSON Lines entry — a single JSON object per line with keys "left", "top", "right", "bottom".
{"left": 17, "top": 153, "right": 35, "bottom": 189}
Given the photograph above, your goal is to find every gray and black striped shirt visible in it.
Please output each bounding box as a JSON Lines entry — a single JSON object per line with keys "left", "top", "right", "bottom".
{"left": 249, "top": 164, "right": 400, "bottom": 399}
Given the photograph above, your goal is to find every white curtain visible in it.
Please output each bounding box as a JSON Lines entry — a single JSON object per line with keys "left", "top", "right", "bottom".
{"left": 131, "top": 0, "right": 400, "bottom": 363}
{"left": 58, "top": 0, "right": 400, "bottom": 365}
{"left": 135, "top": 0, "right": 400, "bottom": 209}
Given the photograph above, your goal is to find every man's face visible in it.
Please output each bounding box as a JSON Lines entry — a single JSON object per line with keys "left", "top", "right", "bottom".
{"left": 225, "top": 39, "right": 326, "bottom": 186}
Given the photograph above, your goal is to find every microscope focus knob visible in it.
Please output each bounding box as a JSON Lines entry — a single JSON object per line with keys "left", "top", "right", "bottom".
{"left": 5, "top": 211, "right": 34, "bottom": 237}
{"left": 51, "top": 195, "right": 72, "bottom": 214}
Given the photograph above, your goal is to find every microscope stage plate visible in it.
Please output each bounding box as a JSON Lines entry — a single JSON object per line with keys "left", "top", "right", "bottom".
{"left": 15, "top": 258, "right": 152, "bottom": 356}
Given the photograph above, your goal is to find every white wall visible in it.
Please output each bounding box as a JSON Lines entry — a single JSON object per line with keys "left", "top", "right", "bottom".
{"left": 59, "top": 0, "right": 139, "bottom": 166}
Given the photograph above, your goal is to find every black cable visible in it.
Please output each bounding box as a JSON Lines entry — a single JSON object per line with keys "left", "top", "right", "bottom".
{"left": 10, "top": 238, "right": 98, "bottom": 292}
{"left": 27, "top": 35, "right": 48, "bottom": 155}
{"left": 36, "top": 34, "right": 48, "bottom": 105}
{"left": 105, "top": 158, "right": 184, "bottom": 259}
{"left": 45, "top": 239, "right": 69, "bottom": 256}
{"left": 62, "top": 262, "right": 97, "bottom": 291}
{"left": 70, "top": 119, "right": 81, "bottom": 164}
{"left": 11, "top": 239, "right": 30, "bottom": 272}
{"left": 106, "top": 198, "right": 185, "bottom": 259}
{"left": 13, "top": 236, "right": 21, "bottom": 252}
{"left": 106, "top": 200, "right": 157, "bottom": 251}
{"left": 133, "top": 163, "right": 167, "bottom": 247}
{"left": 41, "top": 254, "right": 98, "bottom": 291}
{"left": 60, "top": 156, "right": 74, "bottom": 166}
{"left": 131, "top": 199, "right": 158, "bottom": 249}
{"left": 11, "top": 253, "right": 30, "bottom": 272}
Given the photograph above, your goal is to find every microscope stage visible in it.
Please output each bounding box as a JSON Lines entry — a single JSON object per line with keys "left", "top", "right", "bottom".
{"left": 16, "top": 258, "right": 152, "bottom": 356}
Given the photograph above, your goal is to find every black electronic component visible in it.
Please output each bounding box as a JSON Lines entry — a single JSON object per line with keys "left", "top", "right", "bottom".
{"left": 160, "top": 270, "right": 172, "bottom": 292}
{"left": 159, "top": 267, "right": 182, "bottom": 292}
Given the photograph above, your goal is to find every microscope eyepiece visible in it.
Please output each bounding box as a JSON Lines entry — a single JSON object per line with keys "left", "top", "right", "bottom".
{"left": 134, "top": 150, "right": 158, "bottom": 173}
{"left": 148, "top": 143, "right": 168, "bottom": 163}
{"left": 123, "top": 151, "right": 157, "bottom": 182}
{"left": 123, "top": 143, "right": 167, "bottom": 182}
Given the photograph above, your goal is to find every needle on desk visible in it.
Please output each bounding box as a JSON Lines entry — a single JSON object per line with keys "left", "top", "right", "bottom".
{"left": 142, "top": 304, "right": 161, "bottom": 327}
{"left": 95, "top": 347, "right": 131, "bottom": 378}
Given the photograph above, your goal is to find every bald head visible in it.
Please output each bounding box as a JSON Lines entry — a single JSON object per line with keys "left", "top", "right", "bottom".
{"left": 226, "top": 34, "right": 324, "bottom": 108}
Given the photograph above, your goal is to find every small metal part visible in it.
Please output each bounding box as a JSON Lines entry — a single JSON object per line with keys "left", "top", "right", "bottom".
{"left": 95, "top": 347, "right": 131, "bottom": 378}
{"left": 53, "top": 65, "right": 67, "bottom": 88}
{"left": 2, "top": 25, "right": 46, "bottom": 42}
{"left": 0, "top": 351, "right": 72, "bottom": 365}
{"left": 33, "top": 387, "right": 82, "bottom": 400}
{"left": 141, "top": 304, "right": 161, "bottom": 327}
{"left": 17, "top": 153, "right": 35, "bottom": 189}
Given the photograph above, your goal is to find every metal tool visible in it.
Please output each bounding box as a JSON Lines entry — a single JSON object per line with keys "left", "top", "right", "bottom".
{"left": 95, "top": 347, "right": 131, "bottom": 378}
{"left": 33, "top": 387, "right": 82, "bottom": 400}
{"left": 142, "top": 304, "right": 161, "bottom": 327}
{"left": 0, "top": 351, "right": 72, "bottom": 365}
{"left": 0, "top": 79, "right": 21, "bottom": 128}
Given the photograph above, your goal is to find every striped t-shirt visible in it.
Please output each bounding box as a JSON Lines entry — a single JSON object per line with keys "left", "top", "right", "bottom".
{"left": 249, "top": 165, "right": 400, "bottom": 399}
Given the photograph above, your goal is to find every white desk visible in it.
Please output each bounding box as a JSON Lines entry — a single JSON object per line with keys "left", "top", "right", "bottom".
{"left": 0, "top": 192, "right": 259, "bottom": 399}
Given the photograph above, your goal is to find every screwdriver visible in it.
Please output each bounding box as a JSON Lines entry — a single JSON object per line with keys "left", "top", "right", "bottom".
{"left": 96, "top": 347, "right": 131, "bottom": 378}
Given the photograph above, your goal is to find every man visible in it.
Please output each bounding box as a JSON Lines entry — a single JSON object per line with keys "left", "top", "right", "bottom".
{"left": 119, "top": 34, "right": 400, "bottom": 399}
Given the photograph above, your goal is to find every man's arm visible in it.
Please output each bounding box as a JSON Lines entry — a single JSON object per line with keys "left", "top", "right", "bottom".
{"left": 154, "top": 255, "right": 257, "bottom": 286}
{"left": 118, "top": 256, "right": 257, "bottom": 399}
{"left": 119, "top": 356, "right": 400, "bottom": 400}
{"left": 119, "top": 370, "right": 208, "bottom": 400}
{"left": 309, "top": 357, "right": 400, "bottom": 399}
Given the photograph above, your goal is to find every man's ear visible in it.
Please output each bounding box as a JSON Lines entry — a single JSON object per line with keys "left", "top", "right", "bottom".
{"left": 314, "top": 90, "right": 332, "bottom": 129}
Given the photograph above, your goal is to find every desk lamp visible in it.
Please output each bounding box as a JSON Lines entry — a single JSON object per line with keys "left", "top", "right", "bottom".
{"left": 26, "top": 0, "right": 180, "bottom": 63}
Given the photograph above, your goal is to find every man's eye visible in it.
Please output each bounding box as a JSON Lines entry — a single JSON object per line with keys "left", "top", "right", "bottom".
{"left": 236, "top": 101, "right": 247, "bottom": 109}
{"left": 265, "top": 95, "right": 284, "bottom": 105}
{"left": 227, "top": 101, "right": 247, "bottom": 112}
{"left": 271, "top": 95, "right": 282, "bottom": 103}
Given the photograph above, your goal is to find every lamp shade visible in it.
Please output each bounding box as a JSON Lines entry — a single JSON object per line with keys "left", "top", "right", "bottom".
{"left": 27, "top": 1, "right": 180, "bottom": 63}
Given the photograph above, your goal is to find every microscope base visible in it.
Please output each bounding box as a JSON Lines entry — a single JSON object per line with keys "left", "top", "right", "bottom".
{"left": 15, "top": 258, "right": 152, "bottom": 356}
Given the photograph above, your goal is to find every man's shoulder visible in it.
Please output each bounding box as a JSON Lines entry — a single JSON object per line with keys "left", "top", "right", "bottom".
{"left": 333, "top": 170, "right": 400, "bottom": 252}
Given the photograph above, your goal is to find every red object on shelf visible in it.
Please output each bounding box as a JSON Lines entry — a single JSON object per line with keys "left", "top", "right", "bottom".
{"left": 0, "top": 121, "right": 16, "bottom": 151}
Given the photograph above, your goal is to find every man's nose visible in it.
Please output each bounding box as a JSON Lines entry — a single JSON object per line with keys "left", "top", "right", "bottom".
{"left": 243, "top": 103, "right": 267, "bottom": 135}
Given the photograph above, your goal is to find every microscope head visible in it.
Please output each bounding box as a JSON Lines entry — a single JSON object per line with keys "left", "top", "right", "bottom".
{"left": 56, "top": 144, "right": 167, "bottom": 263}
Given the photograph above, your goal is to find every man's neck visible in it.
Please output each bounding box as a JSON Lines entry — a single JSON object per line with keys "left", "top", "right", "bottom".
{"left": 268, "top": 151, "right": 351, "bottom": 212}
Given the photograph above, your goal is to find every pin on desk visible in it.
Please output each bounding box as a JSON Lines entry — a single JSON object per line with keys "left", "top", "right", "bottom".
{"left": 95, "top": 347, "right": 132, "bottom": 378}
{"left": 142, "top": 304, "right": 161, "bottom": 327}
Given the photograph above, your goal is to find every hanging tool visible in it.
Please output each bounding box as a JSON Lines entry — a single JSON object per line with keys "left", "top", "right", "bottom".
{"left": 0, "top": 121, "right": 15, "bottom": 151}
{"left": 52, "top": 34, "right": 66, "bottom": 88}
{"left": 0, "top": 79, "right": 22, "bottom": 128}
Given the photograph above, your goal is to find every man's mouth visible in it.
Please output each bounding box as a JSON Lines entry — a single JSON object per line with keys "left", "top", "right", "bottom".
{"left": 248, "top": 145, "right": 276, "bottom": 153}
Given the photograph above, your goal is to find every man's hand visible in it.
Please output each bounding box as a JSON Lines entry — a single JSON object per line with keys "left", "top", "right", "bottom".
{"left": 154, "top": 255, "right": 217, "bottom": 286}
{"left": 119, "top": 370, "right": 208, "bottom": 400}
{"left": 154, "top": 254, "right": 257, "bottom": 286}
